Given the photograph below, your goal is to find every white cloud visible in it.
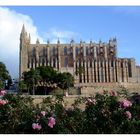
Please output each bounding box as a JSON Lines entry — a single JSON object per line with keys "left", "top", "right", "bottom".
{"left": 0, "top": 7, "right": 79, "bottom": 78}
{"left": 44, "top": 28, "right": 79, "bottom": 43}
{"left": 0, "top": 7, "right": 44, "bottom": 78}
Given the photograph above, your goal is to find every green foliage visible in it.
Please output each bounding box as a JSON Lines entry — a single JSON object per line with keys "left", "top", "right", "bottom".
{"left": 57, "top": 72, "right": 74, "bottom": 90}
{"left": 1, "top": 90, "right": 140, "bottom": 134}
{"left": 22, "top": 66, "right": 74, "bottom": 95}
{"left": 0, "top": 62, "right": 12, "bottom": 89}
{"left": 0, "top": 80, "right": 4, "bottom": 89}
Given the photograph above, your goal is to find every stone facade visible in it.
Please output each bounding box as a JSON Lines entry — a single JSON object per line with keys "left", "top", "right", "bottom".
{"left": 19, "top": 25, "right": 140, "bottom": 92}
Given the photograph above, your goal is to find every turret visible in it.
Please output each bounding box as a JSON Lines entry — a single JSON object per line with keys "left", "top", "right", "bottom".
{"left": 70, "top": 38, "right": 74, "bottom": 46}
{"left": 19, "top": 24, "right": 30, "bottom": 78}
{"left": 57, "top": 38, "right": 60, "bottom": 44}
{"left": 36, "top": 38, "right": 40, "bottom": 44}
{"left": 20, "top": 24, "right": 30, "bottom": 50}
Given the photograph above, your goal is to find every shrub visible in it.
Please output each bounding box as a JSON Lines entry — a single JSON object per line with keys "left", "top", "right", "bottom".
{"left": 0, "top": 90, "right": 140, "bottom": 134}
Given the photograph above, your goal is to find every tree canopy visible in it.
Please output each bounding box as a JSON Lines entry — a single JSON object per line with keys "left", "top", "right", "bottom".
{"left": 0, "top": 62, "right": 12, "bottom": 89}
{"left": 21, "top": 66, "right": 74, "bottom": 95}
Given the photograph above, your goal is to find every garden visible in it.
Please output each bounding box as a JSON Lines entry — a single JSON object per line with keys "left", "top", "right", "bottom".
{"left": 1, "top": 88, "right": 140, "bottom": 134}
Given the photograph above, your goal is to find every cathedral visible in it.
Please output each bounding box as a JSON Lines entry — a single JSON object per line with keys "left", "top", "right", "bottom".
{"left": 19, "top": 25, "right": 140, "bottom": 93}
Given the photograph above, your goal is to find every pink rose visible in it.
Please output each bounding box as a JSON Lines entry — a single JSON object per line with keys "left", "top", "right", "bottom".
{"left": 125, "top": 111, "right": 132, "bottom": 120}
{"left": 86, "top": 98, "right": 96, "bottom": 105}
{"left": 0, "top": 99, "right": 8, "bottom": 105}
{"left": 32, "top": 123, "right": 42, "bottom": 130}
{"left": 120, "top": 99, "right": 132, "bottom": 109}
{"left": 92, "top": 99, "right": 96, "bottom": 105}
{"left": 40, "top": 111, "right": 46, "bottom": 116}
{"left": 48, "top": 117, "right": 56, "bottom": 128}
{"left": 0, "top": 90, "right": 6, "bottom": 96}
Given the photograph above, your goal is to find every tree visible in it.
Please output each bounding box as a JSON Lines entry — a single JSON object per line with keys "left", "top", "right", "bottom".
{"left": 18, "top": 80, "right": 28, "bottom": 93}
{"left": 37, "top": 66, "right": 58, "bottom": 95}
{"left": 0, "top": 62, "right": 11, "bottom": 89}
{"left": 22, "top": 66, "right": 74, "bottom": 95}
{"left": 57, "top": 72, "right": 74, "bottom": 94}
{"left": 22, "top": 69, "right": 41, "bottom": 95}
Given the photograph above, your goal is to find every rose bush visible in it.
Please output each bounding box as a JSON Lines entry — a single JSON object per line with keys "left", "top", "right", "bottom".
{"left": 0, "top": 89, "right": 140, "bottom": 134}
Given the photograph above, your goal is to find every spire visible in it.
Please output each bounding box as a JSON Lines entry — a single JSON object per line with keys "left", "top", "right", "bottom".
{"left": 90, "top": 39, "right": 92, "bottom": 44}
{"left": 21, "top": 24, "right": 26, "bottom": 34}
{"left": 57, "top": 38, "right": 60, "bottom": 44}
{"left": 109, "top": 37, "right": 113, "bottom": 42}
{"left": 36, "top": 38, "right": 40, "bottom": 44}
{"left": 47, "top": 39, "right": 50, "bottom": 44}
{"left": 113, "top": 37, "right": 117, "bottom": 42}
{"left": 70, "top": 38, "right": 74, "bottom": 44}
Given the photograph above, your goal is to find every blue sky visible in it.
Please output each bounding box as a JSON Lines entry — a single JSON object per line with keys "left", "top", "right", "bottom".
{"left": 0, "top": 6, "right": 140, "bottom": 78}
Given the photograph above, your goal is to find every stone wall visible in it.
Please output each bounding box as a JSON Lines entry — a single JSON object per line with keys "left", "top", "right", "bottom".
{"left": 136, "top": 66, "right": 140, "bottom": 83}
{"left": 80, "top": 83, "right": 140, "bottom": 95}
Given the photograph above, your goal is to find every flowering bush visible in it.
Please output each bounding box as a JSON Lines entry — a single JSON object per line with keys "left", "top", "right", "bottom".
{"left": 0, "top": 90, "right": 140, "bottom": 134}
{"left": 0, "top": 90, "right": 6, "bottom": 96}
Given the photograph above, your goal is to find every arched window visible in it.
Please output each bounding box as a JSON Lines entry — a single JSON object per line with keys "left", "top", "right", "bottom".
{"left": 42, "top": 59, "right": 45, "bottom": 66}
{"left": 31, "top": 58, "right": 34, "bottom": 68}
{"left": 52, "top": 47, "right": 55, "bottom": 55}
{"left": 69, "top": 47, "right": 73, "bottom": 55}
{"left": 76, "top": 47, "right": 78, "bottom": 55}
{"left": 64, "top": 57, "right": 68, "bottom": 67}
{"left": 42, "top": 47, "right": 46, "bottom": 56}
{"left": 53, "top": 58, "right": 55, "bottom": 67}
{"left": 32, "top": 48, "right": 36, "bottom": 57}
{"left": 64, "top": 47, "right": 67, "bottom": 55}
{"left": 86, "top": 47, "right": 88, "bottom": 55}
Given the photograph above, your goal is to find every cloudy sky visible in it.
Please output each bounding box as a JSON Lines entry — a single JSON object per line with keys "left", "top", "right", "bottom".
{"left": 0, "top": 6, "right": 140, "bottom": 78}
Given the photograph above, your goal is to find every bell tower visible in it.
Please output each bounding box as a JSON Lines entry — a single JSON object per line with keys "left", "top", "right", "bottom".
{"left": 19, "top": 24, "right": 30, "bottom": 78}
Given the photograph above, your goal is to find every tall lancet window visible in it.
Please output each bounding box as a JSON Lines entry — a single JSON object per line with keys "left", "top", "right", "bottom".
{"left": 100, "top": 61, "right": 104, "bottom": 82}
{"left": 64, "top": 47, "right": 67, "bottom": 55}
{"left": 76, "top": 47, "right": 78, "bottom": 55}
{"left": 42, "top": 47, "right": 46, "bottom": 57}
{"left": 32, "top": 48, "right": 36, "bottom": 68}
{"left": 86, "top": 47, "right": 88, "bottom": 55}
{"left": 32, "top": 48, "right": 36, "bottom": 57}
{"left": 69, "top": 47, "right": 73, "bottom": 55}
{"left": 52, "top": 47, "right": 56, "bottom": 56}
{"left": 64, "top": 57, "right": 68, "bottom": 67}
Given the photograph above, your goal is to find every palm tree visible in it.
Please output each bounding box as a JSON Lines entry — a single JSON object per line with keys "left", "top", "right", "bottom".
{"left": 57, "top": 72, "right": 74, "bottom": 94}
{"left": 37, "top": 66, "right": 58, "bottom": 95}
{"left": 22, "top": 69, "right": 41, "bottom": 95}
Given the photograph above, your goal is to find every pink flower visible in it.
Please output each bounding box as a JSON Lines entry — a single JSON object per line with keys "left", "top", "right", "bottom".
{"left": 125, "top": 111, "right": 132, "bottom": 120}
{"left": 87, "top": 98, "right": 92, "bottom": 103}
{"left": 48, "top": 117, "right": 56, "bottom": 128}
{"left": 0, "top": 99, "right": 8, "bottom": 105}
{"left": 120, "top": 99, "right": 132, "bottom": 109}
{"left": 109, "top": 90, "right": 118, "bottom": 96}
{"left": 92, "top": 99, "right": 96, "bottom": 105}
{"left": 86, "top": 98, "right": 96, "bottom": 105}
{"left": 0, "top": 90, "right": 6, "bottom": 96}
{"left": 32, "top": 123, "right": 42, "bottom": 130}
{"left": 40, "top": 111, "right": 46, "bottom": 116}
